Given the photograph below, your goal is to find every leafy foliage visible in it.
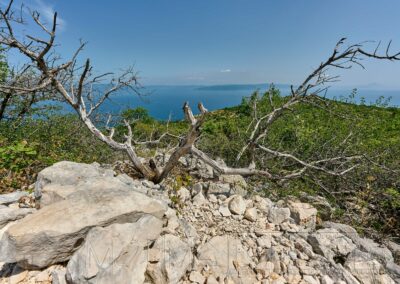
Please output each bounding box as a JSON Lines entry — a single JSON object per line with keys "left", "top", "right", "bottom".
{"left": 0, "top": 89, "right": 399, "bottom": 238}
{"left": 0, "top": 140, "right": 37, "bottom": 172}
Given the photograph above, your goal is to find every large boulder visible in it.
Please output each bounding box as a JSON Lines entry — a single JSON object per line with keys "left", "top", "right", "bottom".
{"left": 0, "top": 186, "right": 167, "bottom": 269}
{"left": 344, "top": 250, "right": 394, "bottom": 284}
{"left": 146, "top": 234, "right": 193, "bottom": 284}
{"left": 66, "top": 215, "right": 163, "bottom": 284}
{"left": 324, "top": 222, "right": 394, "bottom": 263}
{"left": 308, "top": 228, "right": 356, "bottom": 261}
{"left": 358, "top": 238, "right": 394, "bottom": 264}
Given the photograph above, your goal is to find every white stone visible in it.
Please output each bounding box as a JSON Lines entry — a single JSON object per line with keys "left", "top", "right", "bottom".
{"left": 288, "top": 201, "right": 317, "bottom": 230}
{"left": 146, "top": 234, "right": 193, "bottom": 284}
{"left": 244, "top": 207, "right": 258, "bottom": 222}
{"left": 196, "top": 236, "right": 251, "bottom": 279}
{"left": 0, "top": 186, "right": 167, "bottom": 269}
{"left": 206, "top": 275, "right": 219, "bottom": 284}
{"left": 228, "top": 195, "right": 246, "bottom": 215}
{"left": 308, "top": 228, "right": 356, "bottom": 261}
{"left": 219, "top": 204, "right": 231, "bottom": 217}
{"left": 192, "top": 191, "right": 207, "bottom": 206}
{"left": 177, "top": 187, "right": 191, "bottom": 202}
{"left": 51, "top": 269, "right": 67, "bottom": 284}
{"left": 257, "top": 235, "right": 272, "bottom": 248}
{"left": 320, "top": 275, "right": 334, "bottom": 284}
{"left": 0, "top": 207, "right": 35, "bottom": 229}
{"left": 268, "top": 207, "right": 291, "bottom": 224}
{"left": 34, "top": 161, "right": 115, "bottom": 206}
{"left": 0, "top": 191, "right": 28, "bottom": 205}
{"left": 302, "top": 275, "right": 319, "bottom": 284}
{"left": 66, "top": 215, "right": 162, "bottom": 284}
{"left": 255, "top": 261, "right": 274, "bottom": 278}
{"left": 189, "top": 271, "right": 206, "bottom": 283}
{"left": 344, "top": 250, "right": 389, "bottom": 284}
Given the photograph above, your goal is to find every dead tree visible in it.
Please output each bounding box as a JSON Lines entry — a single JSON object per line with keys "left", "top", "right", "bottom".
{"left": 0, "top": 1, "right": 399, "bottom": 183}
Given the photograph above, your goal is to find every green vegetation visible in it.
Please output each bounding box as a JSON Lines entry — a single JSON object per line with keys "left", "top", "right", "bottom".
{"left": 0, "top": 88, "right": 399, "bottom": 238}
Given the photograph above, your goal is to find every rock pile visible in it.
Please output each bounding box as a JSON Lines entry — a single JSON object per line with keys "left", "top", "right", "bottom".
{"left": 0, "top": 161, "right": 399, "bottom": 284}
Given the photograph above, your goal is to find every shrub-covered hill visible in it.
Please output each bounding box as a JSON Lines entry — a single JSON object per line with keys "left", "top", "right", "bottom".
{"left": 0, "top": 90, "right": 399, "bottom": 239}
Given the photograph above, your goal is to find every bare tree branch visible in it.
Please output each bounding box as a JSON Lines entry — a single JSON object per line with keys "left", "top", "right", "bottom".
{"left": 0, "top": 0, "right": 398, "bottom": 185}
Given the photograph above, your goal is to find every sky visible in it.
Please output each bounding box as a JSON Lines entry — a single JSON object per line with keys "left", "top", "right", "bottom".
{"left": 4, "top": 0, "right": 400, "bottom": 88}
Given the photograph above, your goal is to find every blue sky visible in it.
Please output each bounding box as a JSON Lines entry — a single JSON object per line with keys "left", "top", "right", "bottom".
{"left": 6, "top": 0, "right": 400, "bottom": 87}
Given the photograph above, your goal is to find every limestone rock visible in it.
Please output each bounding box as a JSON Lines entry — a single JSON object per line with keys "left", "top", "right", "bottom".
{"left": 303, "top": 275, "right": 319, "bottom": 284}
{"left": 66, "top": 215, "right": 162, "bottom": 284}
{"left": 358, "top": 237, "right": 394, "bottom": 263}
{"left": 228, "top": 195, "right": 246, "bottom": 215}
{"left": 255, "top": 261, "right": 274, "bottom": 278}
{"left": 257, "top": 235, "right": 272, "bottom": 248}
{"left": 385, "top": 241, "right": 400, "bottom": 262}
{"left": 254, "top": 195, "right": 273, "bottom": 213}
{"left": 320, "top": 275, "right": 334, "bottom": 284}
{"left": 0, "top": 191, "right": 28, "bottom": 206}
{"left": 196, "top": 236, "right": 251, "bottom": 278}
{"left": 268, "top": 207, "right": 290, "bottom": 224}
{"left": 324, "top": 221, "right": 393, "bottom": 263}
{"left": 244, "top": 207, "right": 258, "bottom": 222}
{"left": 189, "top": 271, "right": 205, "bottom": 283}
{"left": 34, "top": 161, "right": 114, "bottom": 205}
{"left": 206, "top": 275, "right": 219, "bottom": 284}
{"left": 52, "top": 268, "right": 67, "bottom": 284}
{"left": 344, "top": 250, "right": 393, "bottom": 284}
{"left": 179, "top": 219, "right": 199, "bottom": 248}
{"left": 288, "top": 201, "right": 317, "bottom": 230}
{"left": 386, "top": 261, "right": 400, "bottom": 279}
{"left": 206, "top": 182, "right": 232, "bottom": 197}
{"left": 192, "top": 191, "right": 207, "bottom": 207}
{"left": 177, "top": 187, "right": 191, "bottom": 202}
{"left": 8, "top": 265, "right": 28, "bottom": 284}
{"left": 0, "top": 186, "right": 167, "bottom": 269}
{"left": 219, "top": 204, "right": 231, "bottom": 217}
{"left": 308, "top": 228, "right": 356, "bottom": 260}
{"left": 146, "top": 234, "right": 193, "bottom": 284}
{"left": 191, "top": 183, "right": 203, "bottom": 197}
{"left": 0, "top": 207, "right": 35, "bottom": 229}
{"left": 323, "top": 222, "right": 360, "bottom": 244}
{"left": 218, "top": 174, "right": 247, "bottom": 195}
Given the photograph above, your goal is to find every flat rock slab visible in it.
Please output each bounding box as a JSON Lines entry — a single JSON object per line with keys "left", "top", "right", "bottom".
{"left": 196, "top": 235, "right": 251, "bottom": 278}
{"left": 0, "top": 186, "right": 167, "bottom": 269}
{"left": 34, "top": 161, "right": 114, "bottom": 205}
{"left": 0, "top": 191, "right": 28, "bottom": 206}
{"left": 66, "top": 215, "right": 163, "bottom": 284}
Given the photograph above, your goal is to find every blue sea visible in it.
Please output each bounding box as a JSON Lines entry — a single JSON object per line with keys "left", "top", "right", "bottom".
{"left": 93, "top": 84, "right": 400, "bottom": 120}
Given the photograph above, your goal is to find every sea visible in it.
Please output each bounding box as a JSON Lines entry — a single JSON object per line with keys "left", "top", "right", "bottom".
{"left": 68, "top": 84, "right": 400, "bottom": 120}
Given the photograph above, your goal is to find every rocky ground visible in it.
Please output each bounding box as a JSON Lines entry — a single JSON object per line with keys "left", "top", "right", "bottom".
{"left": 0, "top": 160, "right": 399, "bottom": 284}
